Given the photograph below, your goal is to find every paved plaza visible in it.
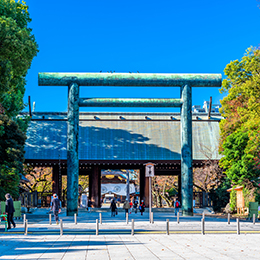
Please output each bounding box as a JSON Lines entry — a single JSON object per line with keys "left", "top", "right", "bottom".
{"left": 1, "top": 233, "right": 260, "bottom": 259}
{"left": 0, "top": 209, "right": 260, "bottom": 259}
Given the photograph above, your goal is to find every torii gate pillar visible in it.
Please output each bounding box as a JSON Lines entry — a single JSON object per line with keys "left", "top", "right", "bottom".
{"left": 67, "top": 83, "right": 79, "bottom": 216}
{"left": 181, "top": 85, "right": 193, "bottom": 215}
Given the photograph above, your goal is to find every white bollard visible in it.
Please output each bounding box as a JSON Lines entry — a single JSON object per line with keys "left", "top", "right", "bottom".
{"left": 24, "top": 220, "right": 28, "bottom": 236}
{"left": 237, "top": 218, "right": 240, "bottom": 235}
{"left": 49, "top": 213, "right": 52, "bottom": 225}
{"left": 151, "top": 212, "right": 154, "bottom": 224}
{"left": 201, "top": 218, "right": 205, "bottom": 235}
{"left": 23, "top": 214, "right": 26, "bottom": 226}
{"left": 177, "top": 212, "right": 180, "bottom": 224}
{"left": 74, "top": 213, "right": 77, "bottom": 225}
{"left": 100, "top": 213, "right": 102, "bottom": 224}
{"left": 253, "top": 214, "right": 256, "bottom": 225}
{"left": 228, "top": 213, "right": 230, "bottom": 225}
{"left": 131, "top": 219, "right": 134, "bottom": 236}
{"left": 60, "top": 219, "right": 63, "bottom": 236}
{"left": 96, "top": 219, "right": 99, "bottom": 235}
{"left": 166, "top": 219, "right": 169, "bottom": 235}
{"left": 126, "top": 212, "right": 129, "bottom": 224}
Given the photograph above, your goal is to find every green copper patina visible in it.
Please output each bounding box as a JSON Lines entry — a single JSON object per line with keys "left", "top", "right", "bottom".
{"left": 79, "top": 98, "right": 183, "bottom": 107}
{"left": 38, "top": 72, "right": 222, "bottom": 217}
{"left": 181, "top": 85, "right": 193, "bottom": 216}
{"left": 38, "top": 73, "right": 221, "bottom": 87}
{"left": 67, "top": 83, "right": 79, "bottom": 216}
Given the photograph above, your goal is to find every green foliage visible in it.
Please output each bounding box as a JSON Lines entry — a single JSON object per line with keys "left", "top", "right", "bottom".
{"left": 230, "top": 189, "right": 237, "bottom": 212}
{"left": 219, "top": 47, "right": 260, "bottom": 185}
{"left": 0, "top": 114, "right": 26, "bottom": 200}
{"left": 0, "top": 0, "right": 32, "bottom": 28}
{"left": 79, "top": 176, "right": 89, "bottom": 192}
{"left": 166, "top": 187, "right": 177, "bottom": 197}
{"left": 15, "top": 115, "right": 30, "bottom": 132}
{"left": 220, "top": 127, "right": 259, "bottom": 184}
{"left": 0, "top": 0, "right": 38, "bottom": 117}
{"left": 209, "top": 177, "right": 230, "bottom": 212}
{"left": 0, "top": 165, "right": 20, "bottom": 200}
{"left": 0, "top": 115, "right": 27, "bottom": 172}
{"left": 243, "top": 187, "right": 255, "bottom": 208}
{"left": 0, "top": 0, "right": 38, "bottom": 199}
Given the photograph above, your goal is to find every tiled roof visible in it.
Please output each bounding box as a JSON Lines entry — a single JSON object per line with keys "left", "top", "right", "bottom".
{"left": 24, "top": 112, "right": 222, "bottom": 161}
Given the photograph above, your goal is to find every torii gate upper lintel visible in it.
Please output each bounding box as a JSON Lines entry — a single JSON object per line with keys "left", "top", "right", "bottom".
{"left": 38, "top": 73, "right": 222, "bottom": 216}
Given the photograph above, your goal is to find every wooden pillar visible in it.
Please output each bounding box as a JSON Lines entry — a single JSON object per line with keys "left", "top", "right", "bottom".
{"left": 67, "top": 82, "right": 79, "bottom": 216}
{"left": 52, "top": 165, "right": 59, "bottom": 196}
{"left": 144, "top": 177, "right": 149, "bottom": 206}
{"left": 143, "top": 168, "right": 149, "bottom": 206}
{"left": 181, "top": 84, "right": 193, "bottom": 216}
{"left": 58, "top": 167, "right": 62, "bottom": 201}
{"left": 89, "top": 170, "right": 92, "bottom": 202}
{"left": 90, "top": 166, "right": 101, "bottom": 208}
{"left": 139, "top": 167, "right": 147, "bottom": 203}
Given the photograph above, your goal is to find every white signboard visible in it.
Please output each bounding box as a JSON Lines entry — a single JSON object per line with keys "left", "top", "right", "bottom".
{"left": 145, "top": 163, "right": 155, "bottom": 177}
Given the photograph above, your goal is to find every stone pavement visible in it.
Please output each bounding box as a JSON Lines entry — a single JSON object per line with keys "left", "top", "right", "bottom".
{"left": 1, "top": 233, "right": 260, "bottom": 259}
{"left": 0, "top": 209, "right": 260, "bottom": 259}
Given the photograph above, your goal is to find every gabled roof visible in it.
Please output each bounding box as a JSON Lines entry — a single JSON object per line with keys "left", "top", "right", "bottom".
{"left": 24, "top": 112, "right": 222, "bottom": 161}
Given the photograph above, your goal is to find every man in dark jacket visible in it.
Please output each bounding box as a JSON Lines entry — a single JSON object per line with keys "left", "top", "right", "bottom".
{"left": 51, "top": 194, "right": 61, "bottom": 224}
{"left": 110, "top": 198, "right": 117, "bottom": 217}
{"left": 5, "top": 193, "right": 15, "bottom": 230}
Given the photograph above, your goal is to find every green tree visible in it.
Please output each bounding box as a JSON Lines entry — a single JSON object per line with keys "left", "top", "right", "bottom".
{"left": 0, "top": 0, "right": 38, "bottom": 117}
{"left": 219, "top": 47, "right": 260, "bottom": 187}
{"left": 0, "top": 115, "right": 27, "bottom": 200}
{"left": 209, "top": 177, "right": 230, "bottom": 212}
{"left": 0, "top": 0, "right": 38, "bottom": 199}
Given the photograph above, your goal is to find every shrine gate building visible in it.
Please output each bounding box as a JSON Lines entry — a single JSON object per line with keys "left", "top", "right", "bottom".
{"left": 24, "top": 111, "right": 222, "bottom": 209}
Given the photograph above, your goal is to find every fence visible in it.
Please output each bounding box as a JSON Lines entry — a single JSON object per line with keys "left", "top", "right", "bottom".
{"left": 19, "top": 191, "right": 38, "bottom": 208}
{"left": 194, "top": 191, "right": 211, "bottom": 207}
{"left": 20, "top": 191, "right": 55, "bottom": 208}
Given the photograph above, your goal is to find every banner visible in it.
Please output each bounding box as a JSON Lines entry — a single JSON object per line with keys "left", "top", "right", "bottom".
{"left": 101, "top": 183, "right": 136, "bottom": 196}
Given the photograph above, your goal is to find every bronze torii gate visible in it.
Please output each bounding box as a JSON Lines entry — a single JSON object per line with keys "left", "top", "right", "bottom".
{"left": 39, "top": 73, "right": 222, "bottom": 216}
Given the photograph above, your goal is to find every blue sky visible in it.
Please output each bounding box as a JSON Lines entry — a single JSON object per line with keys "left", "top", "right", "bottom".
{"left": 24, "top": 0, "right": 260, "bottom": 113}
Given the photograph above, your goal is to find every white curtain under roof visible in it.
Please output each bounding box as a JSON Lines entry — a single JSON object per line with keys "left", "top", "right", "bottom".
{"left": 101, "top": 183, "right": 135, "bottom": 196}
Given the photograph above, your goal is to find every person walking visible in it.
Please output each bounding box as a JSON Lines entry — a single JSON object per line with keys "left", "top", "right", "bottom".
{"left": 139, "top": 200, "right": 145, "bottom": 216}
{"left": 129, "top": 199, "right": 133, "bottom": 214}
{"left": 133, "top": 198, "right": 138, "bottom": 214}
{"left": 87, "top": 199, "right": 92, "bottom": 212}
{"left": 51, "top": 194, "right": 61, "bottom": 224}
{"left": 174, "top": 198, "right": 181, "bottom": 216}
{"left": 110, "top": 198, "right": 117, "bottom": 217}
{"left": 5, "top": 193, "right": 15, "bottom": 230}
{"left": 49, "top": 194, "right": 54, "bottom": 213}
{"left": 123, "top": 199, "right": 130, "bottom": 217}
